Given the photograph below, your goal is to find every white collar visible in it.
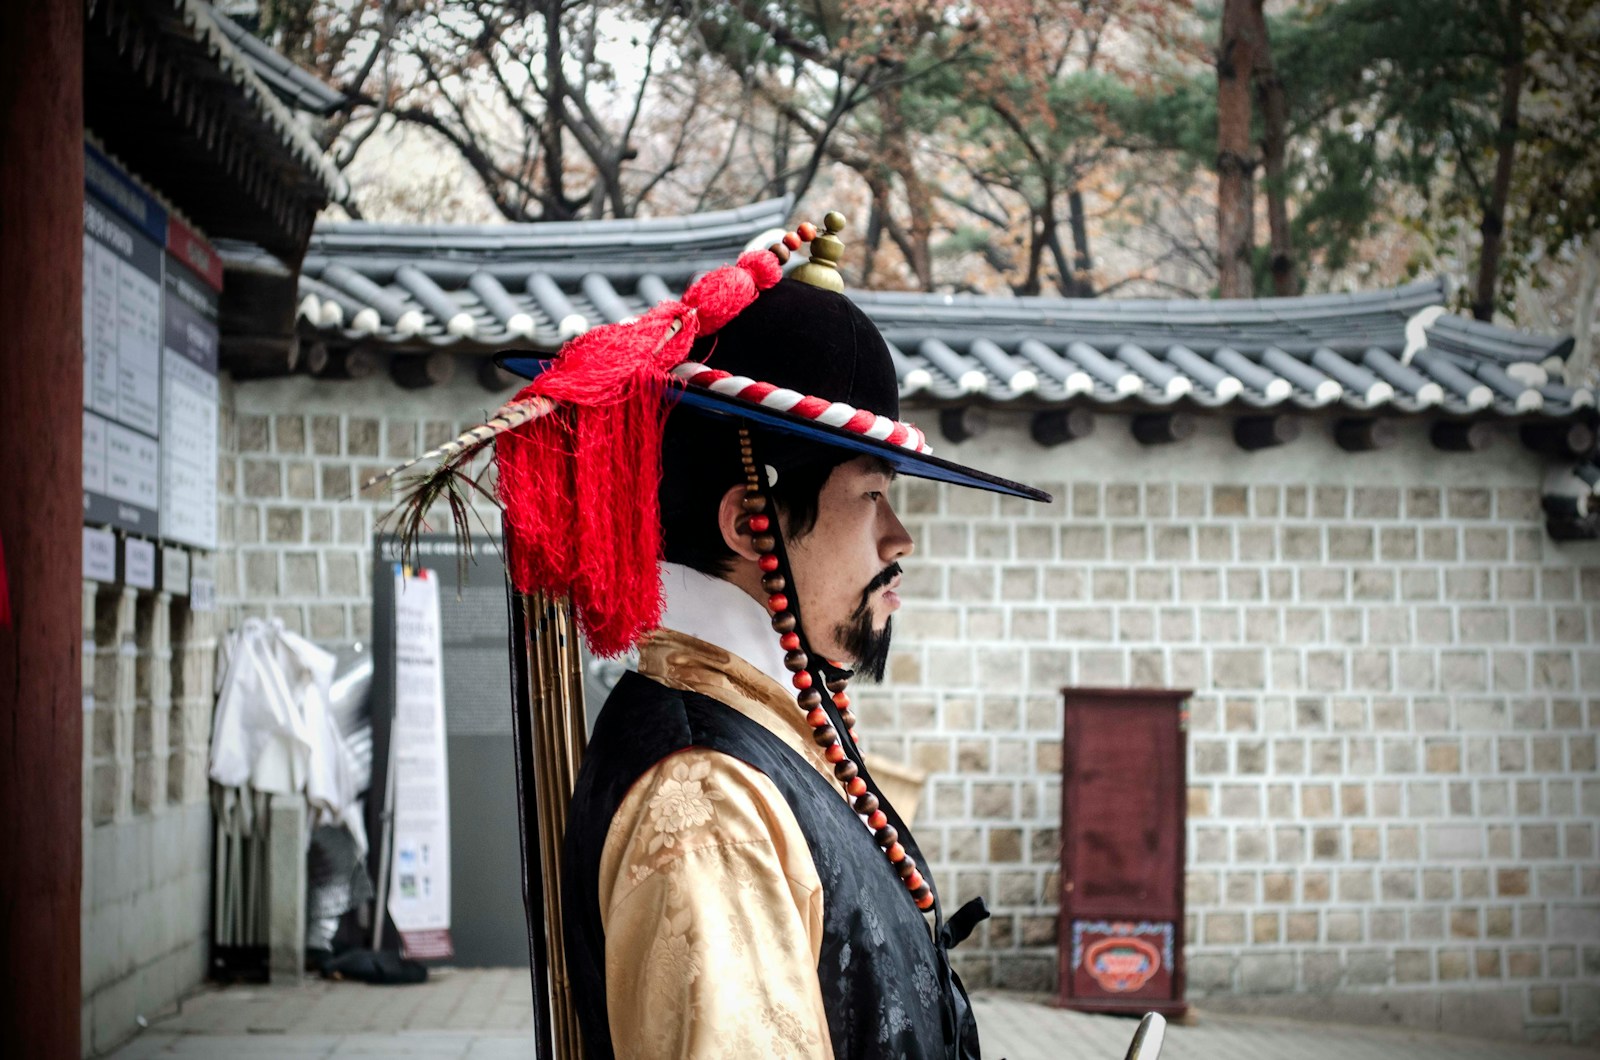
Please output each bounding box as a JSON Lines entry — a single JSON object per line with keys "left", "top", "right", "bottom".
{"left": 653, "top": 562, "right": 793, "bottom": 694}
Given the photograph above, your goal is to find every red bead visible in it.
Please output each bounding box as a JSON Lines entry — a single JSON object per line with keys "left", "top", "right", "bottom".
{"left": 887, "top": 842, "right": 906, "bottom": 862}
{"left": 832, "top": 693, "right": 850, "bottom": 708}
{"left": 768, "top": 592, "right": 789, "bottom": 612}
{"left": 792, "top": 670, "right": 812, "bottom": 690}
{"left": 783, "top": 232, "right": 802, "bottom": 250}
{"left": 847, "top": 777, "right": 867, "bottom": 798}
{"left": 806, "top": 707, "right": 829, "bottom": 728}
{"left": 825, "top": 744, "right": 846, "bottom": 763}
{"left": 906, "top": 870, "right": 924, "bottom": 891}
{"left": 780, "top": 632, "right": 801, "bottom": 651}
{"left": 916, "top": 892, "right": 935, "bottom": 911}
{"left": 749, "top": 514, "right": 770, "bottom": 532}
{"left": 796, "top": 221, "right": 817, "bottom": 241}
{"left": 758, "top": 554, "right": 779, "bottom": 572}
{"left": 868, "top": 810, "right": 888, "bottom": 830}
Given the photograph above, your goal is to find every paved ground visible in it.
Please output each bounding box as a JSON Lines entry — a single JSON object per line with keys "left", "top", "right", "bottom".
{"left": 109, "top": 968, "right": 1597, "bottom": 1059}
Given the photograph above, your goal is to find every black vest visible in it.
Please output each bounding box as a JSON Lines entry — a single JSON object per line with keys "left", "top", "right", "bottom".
{"left": 563, "top": 671, "right": 982, "bottom": 1058}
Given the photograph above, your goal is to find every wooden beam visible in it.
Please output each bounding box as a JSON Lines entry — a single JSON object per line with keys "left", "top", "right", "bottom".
{"left": 390, "top": 350, "right": 455, "bottom": 390}
{"left": 220, "top": 334, "right": 299, "bottom": 378}
{"left": 1131, "top": 412, "right": 1196, "bottom": 446}
{"left": 1519, "top": 421, "right": 1597, "bottom": 459}
{"left": 938, "top": 406, "right": 988, "bottom": 444}
{"left": 306, "top": 343, "right": 378, "bottom": 380}
{"left": 478, "top": 356, "right": 523, "bottom": 392}
{"left": 1430, "top": 420, "right": 1493, "bottom": 452}
{"left": 1234, "top": 415, "right": 1300, "bottom": 451}
{"left": 1029, "top": 408, "right": 1095, "bottom": 447}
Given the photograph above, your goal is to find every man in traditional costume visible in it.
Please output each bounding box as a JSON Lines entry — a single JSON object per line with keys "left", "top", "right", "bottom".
{"left": 396, "top": 215, "right": 1048, "bottom": 1058}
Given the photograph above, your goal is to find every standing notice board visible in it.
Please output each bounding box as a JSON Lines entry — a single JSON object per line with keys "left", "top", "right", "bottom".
{"left": 386, "top": 566, "right": 455, "bottom": 960}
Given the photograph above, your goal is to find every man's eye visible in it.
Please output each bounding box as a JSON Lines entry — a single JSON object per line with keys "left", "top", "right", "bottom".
{"left": 866, "top": 491, "right": 883, "bottom": 502}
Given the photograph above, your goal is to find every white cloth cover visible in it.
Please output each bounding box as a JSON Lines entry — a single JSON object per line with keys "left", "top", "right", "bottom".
{"left": 210, "top": 617, "right": 367, "bottom": 853}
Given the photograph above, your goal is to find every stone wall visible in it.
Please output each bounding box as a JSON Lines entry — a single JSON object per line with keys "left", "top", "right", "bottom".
{"left": 81, "top": 393, "right": 225, "bottom": 1056}
{"left": 81, "top": 584, "right": 217, "bottom": 1054}
{"left": 220, "top": 372, "right": 1600, "bottom": 1045}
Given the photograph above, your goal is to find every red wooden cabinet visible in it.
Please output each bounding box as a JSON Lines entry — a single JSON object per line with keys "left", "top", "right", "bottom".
{"left": 1057, "top": 687, "right": 1190, "bottom": 1016}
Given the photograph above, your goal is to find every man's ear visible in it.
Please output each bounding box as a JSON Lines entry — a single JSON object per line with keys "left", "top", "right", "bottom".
{"left": 717, "top": 483, "right": 762, "bottom": 561}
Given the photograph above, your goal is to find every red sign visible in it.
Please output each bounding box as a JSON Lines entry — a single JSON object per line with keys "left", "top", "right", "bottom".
{"left": 1084, "top": 935, "right": 1161, "bottom": 992}
{"left": 166, "top": 215, "right": 223, "bottom": 291}
{"left": 1070, "top": 920, "right": 1175, "bottom": 1002}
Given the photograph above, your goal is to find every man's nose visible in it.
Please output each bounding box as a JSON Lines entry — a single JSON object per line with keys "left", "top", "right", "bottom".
{"left": 881, "top": 502, "right": 914, "bottom": 561}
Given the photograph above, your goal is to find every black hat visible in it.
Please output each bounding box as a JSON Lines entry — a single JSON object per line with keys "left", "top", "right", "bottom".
{"left": 500, "top": 216, "right": 1048, "bottom": 502}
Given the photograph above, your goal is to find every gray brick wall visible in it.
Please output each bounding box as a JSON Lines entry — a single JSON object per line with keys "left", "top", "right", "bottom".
{"left": 82, "top": 583, "right": 216, "bottom": 1053}
{"left": 220, "top": 376, "right": 1600, "bottom": 1045}
{"left": 862, "top": 414, "right": 1600, "bottom": 1046}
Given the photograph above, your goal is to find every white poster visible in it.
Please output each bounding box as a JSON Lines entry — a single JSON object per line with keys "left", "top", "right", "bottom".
{"left": 387, "top": 566, "right": 453, "bottom": 959}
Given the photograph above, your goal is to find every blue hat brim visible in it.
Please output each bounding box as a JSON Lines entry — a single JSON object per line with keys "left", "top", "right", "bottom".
{"left": 494, "top": 353, "right": 1051, "bottom": 503}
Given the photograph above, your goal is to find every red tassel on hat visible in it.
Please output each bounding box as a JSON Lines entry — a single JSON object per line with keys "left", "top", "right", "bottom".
{"left": 496, "top": 250, "right": 781, "bottom": 656}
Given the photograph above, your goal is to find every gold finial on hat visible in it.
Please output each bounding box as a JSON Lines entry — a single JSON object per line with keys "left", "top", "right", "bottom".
{"left": 789, "top": 211, "right": 848, "bottom": 293}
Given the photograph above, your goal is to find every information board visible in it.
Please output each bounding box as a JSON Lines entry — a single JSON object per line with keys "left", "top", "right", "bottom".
{"left": 161, "top": 218, "right": 221, "bottom": 549}
{"left": 82, "top": 144, "right": 223, "bottom": 562}
{"left": 83, "top": 194, "right": 163, "bottom": 533}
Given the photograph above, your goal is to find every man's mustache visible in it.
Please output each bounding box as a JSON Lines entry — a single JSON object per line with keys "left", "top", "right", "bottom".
{"left": 862, "top": 562, "right": 902, "bottom": 603}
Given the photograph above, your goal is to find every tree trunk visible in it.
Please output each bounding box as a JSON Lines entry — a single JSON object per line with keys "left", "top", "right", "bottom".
{"left": 1249, "top": 0, "right": 1294, "bottom": 296}
{"left": 881, "top": 86, "right": 933, "bottom": 290}
{"left": 540, "top": 0, "right": 573, "bottom": 220}
{"left": 1473, "top": 0, "right": 1525, "bottom": 322}
{"left": 1216, "top": 0, "right": 1258, "bottom": 298}
{"left": 1571, "top": 232, "right": 1600, "bottom": 386}
{"left": 1066, "top": 188, "right": 1095, "bottom": 296}
{"left": 861, "top": 188, "right": 887, "bottom": 288}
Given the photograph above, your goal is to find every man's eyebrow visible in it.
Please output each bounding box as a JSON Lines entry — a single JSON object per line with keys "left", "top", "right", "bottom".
{"left": 865, "top": 456, "right": 896, "bottom": 480}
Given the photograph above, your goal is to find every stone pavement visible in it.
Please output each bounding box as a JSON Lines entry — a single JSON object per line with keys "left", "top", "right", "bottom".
{"left": 109, "top": 968, "right": 1598, "bottom": 1059}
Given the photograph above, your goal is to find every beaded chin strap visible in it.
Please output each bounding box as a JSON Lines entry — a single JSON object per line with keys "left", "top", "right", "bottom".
{"left": 735, "top": 424, "right": 935, "bottom": 914}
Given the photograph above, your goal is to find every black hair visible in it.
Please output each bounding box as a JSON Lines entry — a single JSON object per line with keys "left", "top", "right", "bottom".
{"left": 658, "top": 409, "right": 852, "bottom": 577}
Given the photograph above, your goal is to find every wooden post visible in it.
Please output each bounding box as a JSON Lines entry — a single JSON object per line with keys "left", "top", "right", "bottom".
{"left": 0, "top": 0, "right": 85, "bottom": 1053}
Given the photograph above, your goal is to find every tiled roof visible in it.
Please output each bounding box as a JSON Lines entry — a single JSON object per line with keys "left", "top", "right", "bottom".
{"left": 170, "top": 0, "right": 348, "bottom": 202}
{"left": 289, "top": 202, "right": 1600, "bottom": 537}
{"left": 297, "top": 198, "right": 793, "bottom": 343}
{"left": 215, "top": 10, "right": 347, "bottom": 116}
{"left": 295, "top": 213, "right": 1589, "bottom": 421}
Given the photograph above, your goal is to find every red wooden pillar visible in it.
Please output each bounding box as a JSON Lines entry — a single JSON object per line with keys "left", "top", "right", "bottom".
{"left": 0, "top": 1, "right": 85, "bottom": 1054}
{"left": 1057, "top": 687, "right": 1190, "bottom": 1016}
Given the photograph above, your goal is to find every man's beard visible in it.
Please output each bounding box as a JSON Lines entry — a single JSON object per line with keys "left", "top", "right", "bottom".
{"left": 833, "top": 563, "right": 900, "bottom": 683}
